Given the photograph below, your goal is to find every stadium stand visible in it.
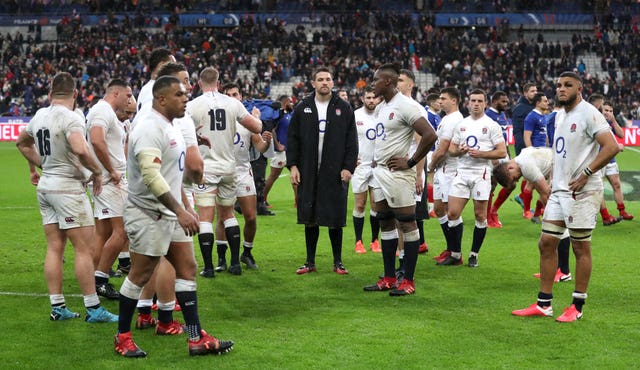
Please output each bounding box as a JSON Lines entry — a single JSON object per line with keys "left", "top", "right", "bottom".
{"left": 0, "top": 0, "right": 639, "bottom": 122}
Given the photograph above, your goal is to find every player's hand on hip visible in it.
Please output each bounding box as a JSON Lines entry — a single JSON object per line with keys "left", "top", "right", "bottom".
{"left": 90, "top": 174, "right": 103, "bottom": 196}
{"left": 110, "top": 170, "right": 123, "bottom": 186}
{"left": 387, "top": 156, "right": 408, "bottom": 171}
{"left": 568, "top": 174, "right": 588, "bottom": 193}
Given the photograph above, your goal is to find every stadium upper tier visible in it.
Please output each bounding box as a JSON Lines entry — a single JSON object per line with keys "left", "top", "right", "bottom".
{"left": 1, "top": 0, "right": 638, "bottom": 16}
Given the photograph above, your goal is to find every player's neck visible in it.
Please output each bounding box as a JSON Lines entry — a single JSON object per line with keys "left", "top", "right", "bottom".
{"left": 50, "top": 98, "right": 74, "bottom": 110}
{"left": 383, "top": 89, "right": 398, "bottom": 103}
{"left": 315, "top": 92, "right": 331, "bottom": 103}
{"left": 564, "top": 96, "right": 582, "bottom": 112}
{"left": 470, "top": 112, "right": 484, "bottom": 120}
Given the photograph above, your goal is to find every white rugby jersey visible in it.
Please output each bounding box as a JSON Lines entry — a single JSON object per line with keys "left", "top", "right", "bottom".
{"left": 187, "top": 91, "right": 249, "bottom": 176}
{"left": 515, "top": 147, "right": 553, "bottom": 183}
{"left": 373, "top": 92, "right": 424, "bottom": 166}
{"left": 435, "top": 110, "right": 464, "bottom": 171}
{"left": 137, "top": 79, "right": 154, "bottom": 112}
{"left": 175, "top": 113, "right": 198, "bottom": 148}
{"left": 234, "top": 122, "right": 253, "bottom": 174}
{"left": 551, "top": 100, "right": 610, "bottom": 194}
{"left": 27, "top": 105, "right": 88, "bottom": 192}
{"left": 127, "top": 109, "right": 185, "bottom": 218}
{"left": 408, "top": 97, "right": 429, "bottom": 157}
{"left": 354, "top": 106, "right": 377, "bottom": 167}
{"left": 86, "top": 99, "right": 126, "bottom": 183}
{"left": 452, "top": 113, "right": 504, "bottom": 172}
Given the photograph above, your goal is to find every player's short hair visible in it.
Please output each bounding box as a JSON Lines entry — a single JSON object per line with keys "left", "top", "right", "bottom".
{"left": 491, "top": 91, "right": 507, "bottom": 103}
{"left": 399, "top": 69, "right": 415, "bottom": 82}
{"left": 157, "top": 62, "right": 187, "bottom": 78}
{"left": 440, "top": 87, "right": 460, "bottom": 103}
{"left": 222, "top": 83, "right": 240, "bottom": 94}
{"left": 522, "top": 82, "right": 537, "bottom": 93}
{"left": 587, "top": 93, "right": 605, "bottom": 104}
{"left": 532, "top": 92, "right": 547, "bottom": 106}
{"left": 602, "top": 100, "right": 614, "bottom": 109}
{"left": 363, "top": 85, "right": 375, "bottom": 94}
{"left": 426, "top": 93, "right": 439, "bottom": 106}
{"left": 469, "top": 88, "right": 487, "bottom": 100}
{"left": 427, "top": 87, "right": 440, "bottom": 94}
{"left": 378, "top": 63, "right": 401, "bottom": 77}
{"left": 51, "top": 72, "right": 75, "bottom": 98}
{"left": 493, "top": 162, "right": 513, "bottom": 188}
{"left": 107, "top": 78, "right": 129, "bottom": 89}
{"left": 278, "top": 94, "right": 290, "bottom": 102}
{"left": 312, "top": 66, "right": 332, "bottom": 80}
{"left": 199, "top": 67, "right": 219, "bottom": 85}
{"left": 148, "top": 48, "right": 174, "bottom": 74}
{"left": 559, "top": 71, "right": 583, "bottom": 85}
{"left": 152, "top": 75, "right": 180, "bottom": 99}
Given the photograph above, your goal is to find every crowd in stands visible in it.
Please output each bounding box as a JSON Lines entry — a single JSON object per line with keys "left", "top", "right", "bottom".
{"left": 3, "top": 0, "right": 638, "bottom": 15}
{"left": 0, "top": 4, "right": 639, "bottom": 122}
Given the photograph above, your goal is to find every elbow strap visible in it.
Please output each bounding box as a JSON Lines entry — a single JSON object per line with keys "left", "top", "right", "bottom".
{"left": 137, "top": 148, "right": 170, "bottom": 197}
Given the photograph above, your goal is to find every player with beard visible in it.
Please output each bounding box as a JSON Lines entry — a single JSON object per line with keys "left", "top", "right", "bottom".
{"left": 352, "top": 86, "right": 382, "bottom": 254}
{"left": 287, "top": 67, "right": 358, "bottom": 275}
{"left": 512, "top": 72, "right": 619, "bottom": 322}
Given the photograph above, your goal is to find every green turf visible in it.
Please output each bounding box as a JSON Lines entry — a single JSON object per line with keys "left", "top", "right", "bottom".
{"left": 1, "top": 142, "right": 639, "bottom": 369}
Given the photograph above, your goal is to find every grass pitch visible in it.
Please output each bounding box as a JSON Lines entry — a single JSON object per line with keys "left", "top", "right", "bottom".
{"left": 0, "top": 142, "right": 638, "bottom": 369}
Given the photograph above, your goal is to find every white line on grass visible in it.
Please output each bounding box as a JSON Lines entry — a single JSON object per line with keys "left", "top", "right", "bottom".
{"left": 0, "top": 291, "right": 83, "bottom": 298}
{"left": 624, "top": 146, "right": 640, "bottom": 154}
{"left": 0, "top": 206, "right": 36, "bottom": 209}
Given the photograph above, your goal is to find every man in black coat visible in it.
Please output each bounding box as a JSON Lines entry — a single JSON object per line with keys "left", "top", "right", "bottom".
{"left": 287, "top": 67, "right": 358, "bottom": 275}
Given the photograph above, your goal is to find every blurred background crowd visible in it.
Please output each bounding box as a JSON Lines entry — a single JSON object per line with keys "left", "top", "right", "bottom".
{"left": 1, "top": 0, "right": 639, "bottom": 123}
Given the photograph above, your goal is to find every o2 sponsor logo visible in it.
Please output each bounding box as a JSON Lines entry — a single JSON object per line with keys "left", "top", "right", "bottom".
{"left": 375, "top": 122, "right": 386, "bottom": 141}
{"left": 555, "top": 136, "right": 567, "bottom": 158}
{"left": 465, "top": 135, "right": 480, "bottom": 150}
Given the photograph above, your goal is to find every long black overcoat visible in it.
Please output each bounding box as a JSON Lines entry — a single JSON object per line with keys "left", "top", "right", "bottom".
{"left": 286, "top": 92, "right": 358, "bottom": 227}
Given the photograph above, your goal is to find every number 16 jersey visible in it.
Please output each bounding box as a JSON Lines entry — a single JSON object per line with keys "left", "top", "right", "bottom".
{"left": 26, "top": 104, "right": 87, "bottom": 192}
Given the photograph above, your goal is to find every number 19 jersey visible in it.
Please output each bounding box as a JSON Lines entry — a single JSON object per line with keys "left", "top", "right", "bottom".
{"left": 187, "top": 91, "right": 249, "bottom": 176}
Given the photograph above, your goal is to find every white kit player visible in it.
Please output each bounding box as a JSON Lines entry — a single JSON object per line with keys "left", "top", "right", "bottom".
{"left": 87, "top": 79, "right": 133, "bottom": 301}
{"left": 428, "top": 87, "right": 464, "bottom": 264}
{"left": 212, "top": 82, "right": 272, "bottom": 273}
{"left": 16, "top": 72, "right": 118, "bottom": 323}
{"left": 188, "top": 67, "right": 262, "bottom": 278}
{"left": 493, "top": 147, "right": 553, "bottom": 205}
{"left": 362, "top": 64, "right": 437, "bottom": 296}
{"left": 512, "top": 72, "right": 618, "bottom": 323}
{"left": 439, "top": 89, "right": 506, "bottom": 268}
{"left": 352, "top": 86, "right": 381, "bottom": 254}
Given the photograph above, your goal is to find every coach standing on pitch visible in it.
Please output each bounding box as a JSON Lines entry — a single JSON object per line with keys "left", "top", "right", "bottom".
{"left": 287, "top": 66, "right": 358, "bottom": 275}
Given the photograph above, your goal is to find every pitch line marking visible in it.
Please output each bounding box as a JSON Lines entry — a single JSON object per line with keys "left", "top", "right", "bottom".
{"left": 0, "top": 291, "right": 83, "bottom": 298}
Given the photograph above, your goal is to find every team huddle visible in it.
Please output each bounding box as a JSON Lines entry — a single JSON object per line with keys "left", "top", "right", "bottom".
{"left": 15, "top": 50, "right": 625, "bottom": 359}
